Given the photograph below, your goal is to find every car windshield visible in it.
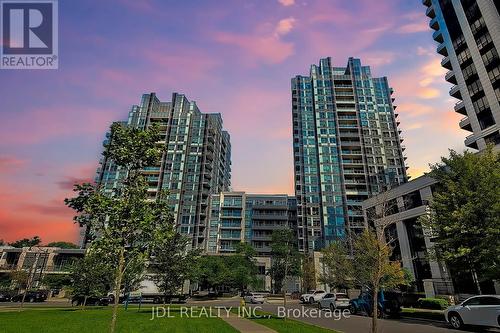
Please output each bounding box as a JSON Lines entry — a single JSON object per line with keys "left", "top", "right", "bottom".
{"left": 336, "top": 293, "right": 349, "bottom": 299}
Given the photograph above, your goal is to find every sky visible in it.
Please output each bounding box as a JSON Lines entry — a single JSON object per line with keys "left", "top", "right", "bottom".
{"left": 0, "top": 0, "right": 467, "bottom": 244}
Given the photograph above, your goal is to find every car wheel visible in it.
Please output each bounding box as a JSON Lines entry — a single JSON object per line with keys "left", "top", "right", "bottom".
{"left": 449, "top": 313, "right": 463, "bottom": 330}
{"left": 349, "top": 304, "right": 357, "bottom": 315}
{"left": 330, "top": 303, "right": 336, "bottom": 312}
{"left": 309, "top": 297, "right": 315, "bottom": 304}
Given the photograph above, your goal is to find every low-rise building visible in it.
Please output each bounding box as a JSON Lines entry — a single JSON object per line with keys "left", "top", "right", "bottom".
{"left": 0, "top": 246, "right": 85, "bottom": 289}
{"left": 361, "top": 175, "right": 455, "bottom": 297}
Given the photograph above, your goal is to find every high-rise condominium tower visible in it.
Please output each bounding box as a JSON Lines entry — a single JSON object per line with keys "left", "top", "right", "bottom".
{"left": 94, "top": 92, "right": 231, "bottom": 250}
{"left": 291, "top": 57, "right": 408, "bottom": 252}
{"left": 423, "top": 0, "right": 500, "bottom": 150}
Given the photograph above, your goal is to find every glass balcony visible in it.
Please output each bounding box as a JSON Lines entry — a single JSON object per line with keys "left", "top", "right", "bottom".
{"left": 449, "top": 85, "right": 461, "bottom": 99}
{"left": 437, "top": 42, "right": 447, "bottom": 56}
{"left": 454, "top": 101, "right": 466, "bottom": 115}
{"left": 432, "top": 30, "right": 443, "bottom": 43}
{"left": 429, "top": 16, "right": 439, "bottom": 30}
{"left": 441, "top": 56, "right": 452, "bottom": 70}
{"left": 445, "top": 70, "right": 456, "bottom": 84}
{"left": 426, "top": 5, "right": 435, "bottom": 19}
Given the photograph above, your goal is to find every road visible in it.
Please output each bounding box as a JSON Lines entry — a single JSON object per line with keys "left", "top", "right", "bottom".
{"left": 251, "top": 303, "right": 475, "bottom": 333}
{"left": 0, "top": 298, "right": 494, "bottom": 333}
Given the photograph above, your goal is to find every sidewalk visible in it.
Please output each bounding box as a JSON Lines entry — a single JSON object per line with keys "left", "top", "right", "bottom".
{"left": 221, "top": 312, "right": 276, "bottom": 333}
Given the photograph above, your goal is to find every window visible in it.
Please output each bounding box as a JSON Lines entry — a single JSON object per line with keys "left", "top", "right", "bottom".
{"left": 479, "top": 297, "right": 500, "bottom": 305}
{"left": 462, "top": 297, "right": 481, "bottom": 306}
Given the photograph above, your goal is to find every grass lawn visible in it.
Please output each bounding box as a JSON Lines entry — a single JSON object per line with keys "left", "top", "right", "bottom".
{"left": 0, "top": 307, "right": 238, "bottom": 333}
{"left": 232, "top": 309, "right": 339, "bottom": 333}
{"left": 400, "top": 308, "right": 445, "bottom": 321}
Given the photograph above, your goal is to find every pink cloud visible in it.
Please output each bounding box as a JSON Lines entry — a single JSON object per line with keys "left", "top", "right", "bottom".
{"left": 278, "top": 0, "right": 295, "bottom": 7}
{"left": 275, "top": 17, "right": 296, "bottom": 36}
{"left": 0, "top": 156, "right": 26, "bottom": 173}
{"left": 0, "top": 106, "right": 118, "bottom": 145}
{"left": 213, "top": 31, "right": 294, "bottom": 65}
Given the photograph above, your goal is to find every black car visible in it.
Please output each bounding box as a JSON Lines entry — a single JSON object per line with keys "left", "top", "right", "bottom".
{"left": 71, "top": 295, "right": 111, "bottom": 306}
{"left": 11, "top": 291, "right": 47, "bottom": 303}
{"left": 0, "top": 291, "right": 12, "bottom": 302}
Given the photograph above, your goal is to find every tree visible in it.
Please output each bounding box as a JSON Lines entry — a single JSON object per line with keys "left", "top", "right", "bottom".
{"left": 301, "top": 255, "right": 316, "bottom": 292}
{"left": 65, "top": 123, "right": 170, "bottom": 333}
{"left": 319, "top": 241, "right": 353, "bottom": 291}
{"left": 9, "top": 236, "right": 41, "bottom": 248}
{"left": 46, "top": 241, "right": 78, "bottom": 249}
{"left": 270, "top": 228, "right": 301, "bottom": 308}
{"left": 10, "top": 270, "right": 29, "bottom": 291}
{"left": 321, "top": 230, "right": 408, "bottom": 333}
{"left": 69, "top": 250, "right": 112, "bottom": 308}
{"left": 226, "top": 243, "right": 259, "bottom": 291}
{"left": 0, "top": 239, "right": 5, "bottom": 246}
{"left": 193, "top": 256, "right": 230, "bottom": 294}
{"left": 150, "top": 231, "right": 200, "bottom": 304}
{"left": 421, "top": 147, "right": 500, "bottom": 293}
{"left": 42, "top": 274, "right": 72, "bottom": 290}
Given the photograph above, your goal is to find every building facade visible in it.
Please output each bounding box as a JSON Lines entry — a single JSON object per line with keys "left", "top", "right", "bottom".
{"left": 291, "top": 57, "right": 408, "bottom": 252}
{"left": 94, "top": 92, "right": 232, "bottom": 250}
{"left": 206, "top": 192, "right": 297, "bottom": 256}
{"left": 361, "top": 175, "right": 454, "bottom": 295}
{"left": 423, "top": 0, "right": 500, "bottom": 150}
{"left": 0, "top": 246, "right": 85, "bottom": 290}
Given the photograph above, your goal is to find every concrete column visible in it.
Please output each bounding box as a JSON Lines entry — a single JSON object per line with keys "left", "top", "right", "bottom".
{"left": 423, "top": 279, "right": 436, "bottom": 298}
{"left": 395, "top": 221, "right": 414, "bottom": 277}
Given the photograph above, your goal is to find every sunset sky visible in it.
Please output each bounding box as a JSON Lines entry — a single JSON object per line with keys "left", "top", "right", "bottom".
{"left": 0, "top": 0, "right": 467, "bottom": 244}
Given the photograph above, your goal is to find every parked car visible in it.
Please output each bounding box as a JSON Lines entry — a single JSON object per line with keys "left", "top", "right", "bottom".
{"left": 11, "top": 291, "right": 47, "bottom": 303}
{"left": 0, "top": 291, "right": 12, "bottom": 302}
{"left": 243, "top": 292, "right": 265, "bottom": 304}
{"left": 300, "top": 290, "right": 326, "bottom": 304}
{"left": 349, "top": 290, "right": 402, "bottom": 318}
{"left": 71, "top": 295, "right": 111, "bottom": 306}
{"left": 444, "top": 295, "right": 500, "bottom": 330}
{"left": 318, "top": 293, "right": 350, "bottom": 311}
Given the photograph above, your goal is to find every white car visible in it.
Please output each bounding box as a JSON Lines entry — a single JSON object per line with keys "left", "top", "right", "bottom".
{"left": 300, "top": 290, "right": 326, "bottom": 304}
{"left": 444, "top": 295, "right": 500, "bottom": 330}
{"left": 243, "top": 292, "right": 265, "bottom": 304}
{"left": 318, "top": 293, "right": 350, "bottom": 311}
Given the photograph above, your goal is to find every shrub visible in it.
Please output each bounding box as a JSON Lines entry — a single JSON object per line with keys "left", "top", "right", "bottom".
{"left": 416, "top": 297, "right": 449, "bottom": 310}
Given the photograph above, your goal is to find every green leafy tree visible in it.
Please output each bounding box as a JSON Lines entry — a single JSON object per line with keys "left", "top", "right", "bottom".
{"left": 42, "top": 274, "right": 72, "bottom": 290}
{"left": 319, "top": 241, "right": 353, "bottom": 291}
{"left": 69, "top": 250, "right": 112, "bottom": 308}
{"left": 150, "top": 231, "right": 200, "bottom": 304}
{"left": 421, "top": 147, "right": 500, "bottom": 293}
{"left": 65, "top": 123, "right": 170, "bottom": 333}
{"left": 46, "top": 241, "right": 78, "bottom": 249}
{"left": 0, "top": 239, "right": 5, "bottom": 246}
{"left": 193, "top": 256, "right": 230, "bottom": 294}
{"left": 321, "top": 230, "right": 408, "bottom": 333}
{"left": 9, "top": 270, "right": 29, "bottom": 291}
{"left": 301, "top": 255, "right": 316, "bottom": 292}
{"left": 227, "top": 243, "right": 259, "bottom": 291}
{"left": 270, "top": 228, "right": 301, "bottom": 307}
{"left": 9, "top": 236, "right": 41, "bottom": 248}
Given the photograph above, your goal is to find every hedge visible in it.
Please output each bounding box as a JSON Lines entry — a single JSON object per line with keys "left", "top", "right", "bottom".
{"left": 416, "top": 297, "right": 449, "bottom": 310}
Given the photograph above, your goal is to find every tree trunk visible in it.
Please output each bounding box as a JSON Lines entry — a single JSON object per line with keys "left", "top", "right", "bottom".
{"left": 372, "top": 285, "right": 378, "bottom": 333}
{"left": 471, "top": 269, "right": 482, "bottom": 295}
{"left": 110, "top": 247, "right": 125, "bottom": 333}
{"left": 82, "top": 295, "right": 88, "bottom": 310}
